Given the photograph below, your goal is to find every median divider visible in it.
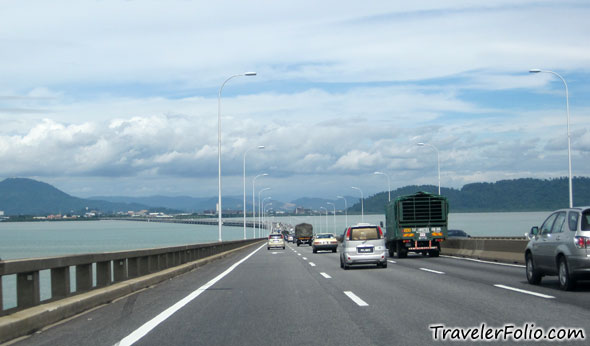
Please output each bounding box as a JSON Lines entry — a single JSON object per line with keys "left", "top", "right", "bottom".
{"left": 0, "top": 239, "right": 264, "bottom": 344}
{"left": 440, "top": 237, "right": 528, "bottom": 264}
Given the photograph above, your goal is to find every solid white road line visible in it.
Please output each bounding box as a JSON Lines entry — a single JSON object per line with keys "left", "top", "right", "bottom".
{"left": 440, "top": 255, "right": 525, "bottom": 268}
{"left": 114, "top": 243, "right": 266, "bottom": 346}
{"left": 419, "top": 268, "right": 445, "bottom": 274}
{"left": 309, "top": 262, "right": 316, "bottom": 267}
{"left": 387, "top": 260, "right": 396, "bottom": 264}
{"left": 494, "top": 284, "right": 555, "bottom": 299}
{"left": 344, "top": 291, "right": 369, "bottom": 306}
{"left": 320, "top": 272, "right": 332, "bottom": 279}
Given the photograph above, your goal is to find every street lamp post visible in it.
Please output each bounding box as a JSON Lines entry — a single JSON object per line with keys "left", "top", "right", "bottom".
{"left": 258, "top": 188, "right": 271, "bottom": 237}
{"left": 336, "top": 195, "right": 348, "bottom": 227}
{"left": 351, "top": 187, "right": 364, "bottom": 223}
{"left": 217, "top": 72, "right": 257, "bottom": 242}
{"left": 243, "top": 146, "right": 265, "bottom": 239}
{"left": 327, "top": 202, "right": 336, "bottom": 233}
{"left": 417, "top": 142, "right": 441, "bottom": 195}
{"left": 253, "top": 173, "right": 268, "bottom": 238}
{"left": 374, "top": 171, "right": 391, "bottom": 202}
{"left": 263, "top": 199, "right": 272, "bottom": 235}
{"left": 320, "top": 207, "right": 327, "bottom": 233}
{"left": 529, "top": 69, "right": 573, "bottom": 208}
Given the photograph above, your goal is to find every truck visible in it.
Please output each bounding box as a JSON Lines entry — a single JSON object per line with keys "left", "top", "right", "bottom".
{"left": 295, "top": 223, "right": 313, "bottom": 246}
{"left": 385, "top": 191, "right": 449, "bottom": 258}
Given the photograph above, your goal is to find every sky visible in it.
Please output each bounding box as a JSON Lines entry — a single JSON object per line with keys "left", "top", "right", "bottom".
{"left": 1, "top": 0, "right": 590, "bottom": 203}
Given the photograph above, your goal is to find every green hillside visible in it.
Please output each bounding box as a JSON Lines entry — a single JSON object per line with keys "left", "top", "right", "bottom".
{"left": 349, "top": 177, "right": 590, "bottom": 213}
{"left": 0, "top": 178, "right": 149, "bottom": 215}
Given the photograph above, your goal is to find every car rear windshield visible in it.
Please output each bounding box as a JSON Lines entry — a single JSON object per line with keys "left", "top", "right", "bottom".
{"left": 269, "top": 235, "right": 282, "bottom": 239}
{"left": 350, "top": 227, "right": 380, "bottom": 240}
{"left": 582, "top": 211, "right": 590, "bottom": 231}
{"left": 316, "top": 234, "right": 333, "bottom": 239}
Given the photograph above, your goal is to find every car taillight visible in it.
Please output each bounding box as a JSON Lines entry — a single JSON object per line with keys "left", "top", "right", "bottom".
{"left": 574, "top": 236, "right": 589, "bottom": 249}
{"left": 346, "top": 228, "right": 351, "bottom": 239}
{"left": 378, "top": 226, "right": 383, "bottom": 237}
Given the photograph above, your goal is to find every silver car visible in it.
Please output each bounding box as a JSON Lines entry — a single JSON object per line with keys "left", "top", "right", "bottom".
{"left": 340, "top": 223, "right": 387, "bottom": 269}
{"left": 525, "top": 207, "right": 590, "bottom": 290}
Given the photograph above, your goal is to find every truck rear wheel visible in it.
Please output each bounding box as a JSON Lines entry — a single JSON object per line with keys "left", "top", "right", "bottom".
{"left": 396, "top": 242, "right": 407, "bottom": 258}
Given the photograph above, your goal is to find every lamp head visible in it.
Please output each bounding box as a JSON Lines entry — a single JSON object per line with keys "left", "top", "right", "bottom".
{"left": 529, "top": 69, "right": 541, "bottom": 73}
{"left": 257, "top": 145, "right": 265, "bottom": 149}
{"left": 244, "top": 72, "right": 257, "bottom": 76}
{"left": 417, "top": 142, "right": 425, "bottom": 146}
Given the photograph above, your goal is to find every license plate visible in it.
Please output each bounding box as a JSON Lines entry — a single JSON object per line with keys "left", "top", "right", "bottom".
{"left": 358, "top": 247, "right": 373, "bottom": 253}
{"left": 420, "top": 233, "right": 427, "bottom": 239}
{"left": 418, "top": 227, "right": 430, "bottom": 233}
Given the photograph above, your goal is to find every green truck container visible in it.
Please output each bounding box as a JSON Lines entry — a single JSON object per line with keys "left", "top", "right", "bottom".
{"left": 385, "top": 191, "right": 449, "bottom": 258}
{"left": 295, "top": 223, "right": 313, "bottom": 246}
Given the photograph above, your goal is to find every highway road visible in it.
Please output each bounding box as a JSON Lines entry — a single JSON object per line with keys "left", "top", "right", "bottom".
{"left": 8, "top": 241, "right": 589, "bottom": 346}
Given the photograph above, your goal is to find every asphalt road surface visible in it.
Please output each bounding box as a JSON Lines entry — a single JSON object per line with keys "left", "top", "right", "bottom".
{"left": 8, "top": 241, "right": 590, "bottom": 346}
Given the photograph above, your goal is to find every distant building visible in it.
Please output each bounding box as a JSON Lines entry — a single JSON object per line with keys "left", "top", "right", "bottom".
{"left": 0, "top": 211, "right": 4, "bottom": 216}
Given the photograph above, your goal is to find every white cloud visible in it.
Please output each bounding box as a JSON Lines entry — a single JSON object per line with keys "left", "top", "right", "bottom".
{"left": 1, "top": 1, "right": 589, "bottom": 200}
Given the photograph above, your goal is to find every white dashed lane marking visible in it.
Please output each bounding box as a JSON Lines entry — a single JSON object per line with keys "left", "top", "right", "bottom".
{"left": 320, "top": 272, "right": 332, "bottom": 279}
{"left": 494, "top": 284, "right": 555, "bottom": 299}
{"left": 344, "top": 291, "right": 369, "bottom": 306}
{"left": 419, "top": 268, "right": 445, "bottom": 275}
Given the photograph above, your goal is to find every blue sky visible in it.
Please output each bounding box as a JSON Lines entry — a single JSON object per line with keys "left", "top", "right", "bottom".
{"left": 1, "top": 0, "right": 590, "bottom": 202}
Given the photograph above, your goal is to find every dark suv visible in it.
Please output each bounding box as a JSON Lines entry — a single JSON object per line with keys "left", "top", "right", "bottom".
{"left": 525, "top": 207, "right": 590, "bottom": 290}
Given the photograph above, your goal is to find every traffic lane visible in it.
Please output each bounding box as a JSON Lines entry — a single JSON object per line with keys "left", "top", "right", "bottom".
{"left": 295, "top": 245, "right": 590, "bottom": 345}
{"left": 11, "top": 243, "right": 267, "bottom": 346}
{"left": 132, "top": 242, "right": 375, "bottom": 346}
{"left": 389, "top": 253, "right": 590, "bottom": 310}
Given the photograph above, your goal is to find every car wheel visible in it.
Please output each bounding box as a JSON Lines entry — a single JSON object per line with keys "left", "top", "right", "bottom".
{"left": 558, "top": 257, "right": 576, "bottom": 291}
{"left": 297, "top": 242, "right": 300, "bottom": 247}
{"left": 525, "top": 253, "right": 542, "bottom": 285}
{"left": 388, "top": 246, "right": 394, "bottom": 257}
{"left": 312, "top": 248, "right": 317, "bottom": 253}
{"left": 430, "top": 250, "right": 440, "bottom": 257}
{"left": 283, "top": 246, "right": 285, "bottom": 250}
{"left": 332, "top": 248, "right": 337, "bottom": 253}
{"left": 381, "top": 262, "right": 387, "bottom": 269}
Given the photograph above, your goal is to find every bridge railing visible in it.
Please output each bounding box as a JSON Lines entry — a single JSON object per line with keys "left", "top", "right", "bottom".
{"left": 0, "top": 239, "right": 261, "bottom": 316}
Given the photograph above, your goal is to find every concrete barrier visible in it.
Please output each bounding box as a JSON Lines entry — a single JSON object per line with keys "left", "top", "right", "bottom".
{"left": 441, "top": 237, "right": 527, "bottom": 264}
{"left": 0, "top": 239, "right": 263, "bottom": 343}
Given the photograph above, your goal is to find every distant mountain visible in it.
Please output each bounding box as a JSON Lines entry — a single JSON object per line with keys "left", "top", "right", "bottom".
{"left": 90, "top": 195, "right": 295, "bottom": 213}
{"left": 350, "top": 177, "right": 590, "bottom": 213}
{"left": 290, "top": 196, "right": 358, "bottom": 210}
{"left": 0, "top": 178, "right": 149, "bottom": 216}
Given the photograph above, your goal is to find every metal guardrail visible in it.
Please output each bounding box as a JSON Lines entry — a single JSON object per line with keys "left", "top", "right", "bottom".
{"left": 0, "top": 239, "right": 261, "bottom": 316}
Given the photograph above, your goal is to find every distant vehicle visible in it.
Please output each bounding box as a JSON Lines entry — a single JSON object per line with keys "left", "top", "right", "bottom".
{"left": 312, "top": 233, "right": 338, "bottom": 253}
{"left": 295, "top": 223, "right": 313, "bottom": 246}
{"left": 447, "top": 229, "right": 470, "bottom": 238}
{"left": 281, "top": 230, "right": 289, "bottom": 240}
{"left": 287, "top": 234, "right": 294, "bottom": 243}
{"left": 385, "top": 191, "right": 448, "bottom": 258}
{"left": 525, "top": 207, "right": 590, "bottom": 290}
{"left": 267, "top": 234, "right": 285, "bottom": 250}
{"left": 340, "top": 223, "right": 387, "bottom": 269}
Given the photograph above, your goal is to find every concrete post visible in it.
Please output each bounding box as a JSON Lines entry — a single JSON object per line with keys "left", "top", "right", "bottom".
{"left": 96, "top": 261, "right": 111, "bottom": 287}
{"left": 17, "top": 271, "right": 40, "bottom": 308}
{"left": 76, "top": 264, "right": 93, "bottom": 292}
{"left": 51, "top": 267, "right": 70, "bottom": 300}
{"left": 0, "top": 276, "right": 3, "bottom": 311}
{"left": 139, "top": 256, "right": 149, "bottom": 276}
{"left": 113, "top": 259, "right": 127, "bottom": 282}
{"left": 127, "top": 258, "right": 138, "bottom": 278}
